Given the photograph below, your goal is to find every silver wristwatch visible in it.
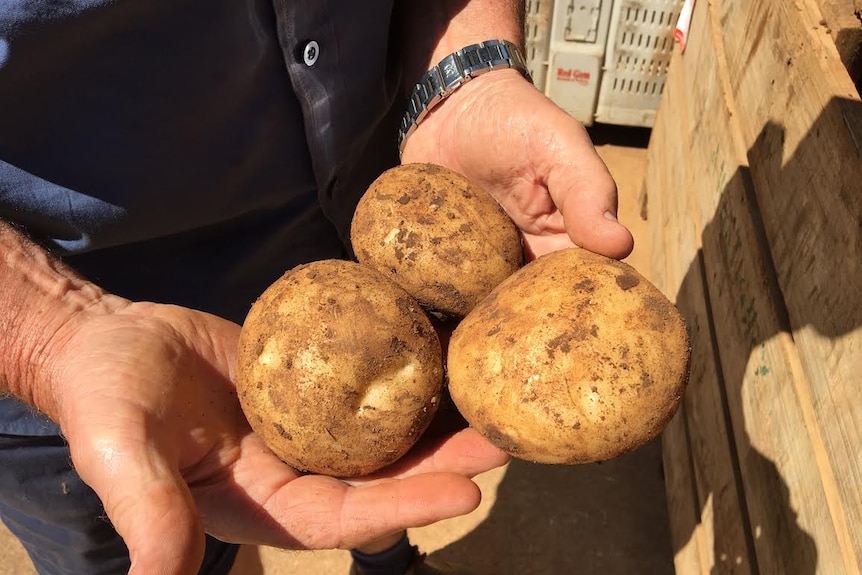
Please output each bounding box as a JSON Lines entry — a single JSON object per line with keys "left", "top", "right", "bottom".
{"left": 397, "top": 39, "right": 532, "bottom": 154}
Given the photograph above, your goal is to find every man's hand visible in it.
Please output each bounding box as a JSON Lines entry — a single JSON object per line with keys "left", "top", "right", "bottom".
{"left": 50, "top": 301, "right": 508, "bottom": 575}
{"left": 401, "top": 69, "right": 635, "bottom": 261}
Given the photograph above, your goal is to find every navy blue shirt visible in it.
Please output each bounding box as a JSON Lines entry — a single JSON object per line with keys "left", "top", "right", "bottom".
{"left": 0, "top": 0, "right": 405, "bottom": 434}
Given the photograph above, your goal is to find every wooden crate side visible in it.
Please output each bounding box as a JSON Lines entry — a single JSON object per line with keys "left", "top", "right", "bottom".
{"left": 650, "top": 1, "right": 861, "bottom": 573}
{"left": 692, "top": 10, "right": 853, "bottom": 570}
{"left": 644, "top": 57, "right": 690, "bottom": 300}
{"left": 662, "top": 408, "right": 710, "bottom": 575}
{"left": 712, "top": 0, "right": 862, "bottom": 568}
{"left": 697, "top": 169, "right": 847, "bottom": 575}
{"left": 676, "top": 252, "right": 754, "bottom": 575}
{"left": 675, "top": 6, "right": 758, "bottom": 574}
{"left": 646, "top": 5, "right": 754, "bottom": 572}
{"left": 645, "top": 41, "right": 707, "bottom": 575}
{"left": 813, "top": 0, "right": 862, "bottom": 85}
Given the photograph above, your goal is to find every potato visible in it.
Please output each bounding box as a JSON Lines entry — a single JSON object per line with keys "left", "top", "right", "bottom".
{"left": 447, "top": 248, "right": 690, "bottom": 464}
{"left": 235, "top": 259, "right": 444, "bottom": 478}
{"left": 350, "top": 162, "right": 523, "bottom": 318}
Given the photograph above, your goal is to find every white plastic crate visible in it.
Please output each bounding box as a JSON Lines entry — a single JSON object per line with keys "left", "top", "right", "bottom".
{"left": 524, "top": 0, "right": 554, "bottom": 93}
{"left": 536, "top": 0, "right": 614, "bottom": 124}
{"left": 525, "top": 0, "right": 683, "bottom": 127}
{"left": 595, "top": 0, "right": 682, "bottom": 126}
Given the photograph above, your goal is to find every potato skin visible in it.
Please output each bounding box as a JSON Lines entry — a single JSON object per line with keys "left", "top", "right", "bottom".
{"left": 447, "top": 248, "right": 690, "bottom": 464}
{"left": 350, "top": 163, "right": 523, "bottom": 318}
{"left": 235, "top": 259, "right": 443, "bottom": 478}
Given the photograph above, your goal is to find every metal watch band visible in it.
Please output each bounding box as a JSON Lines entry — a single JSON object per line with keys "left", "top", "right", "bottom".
{"left": 397, "top": 39, "right": 532, "bottom": 155}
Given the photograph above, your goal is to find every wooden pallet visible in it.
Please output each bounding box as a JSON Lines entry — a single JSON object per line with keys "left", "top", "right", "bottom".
{"left": 643, "top": 0, "right": 862, "bottom": 574}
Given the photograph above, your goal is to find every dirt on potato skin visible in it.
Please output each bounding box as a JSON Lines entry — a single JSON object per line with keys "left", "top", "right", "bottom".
{"left": 350, "top": 163, "right": 524, "bottom": 319}
{"left": 235, "top": 259, "right": 444, "bottom": 478}
{"left": 447, "top": 248, "right": 691, "bottom": 465}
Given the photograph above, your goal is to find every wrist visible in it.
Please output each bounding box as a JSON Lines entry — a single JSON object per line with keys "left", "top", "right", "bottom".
{"left": 400, "top": 67, "right": 529, "bottom": 164}
{"left": 398, "top": 39, "right": 531, "bottom": 155}
{"left": 399, "top": 1, "right": 525, "bottom": 69}
{"left": 397, "top": 1, "right": 525, "bottom": 91}
{"left": 0, "top": 223, "right": 128, "bottom": 421}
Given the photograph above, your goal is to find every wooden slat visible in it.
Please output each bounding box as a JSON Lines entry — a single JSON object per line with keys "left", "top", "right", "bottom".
{"left": 646, "top": 5, "right": 755, "bottom": 571}
{"left": 648, "top": 0, "right": 862, "bottom": 573}
{"left": 813, "top": 0, "right": 862, "bottom": 84}
{"left": 645, "top": 45, "right": 708, "bottom": 575}
{"left": 712, "top": 0, "right": 862, "bottom": 570}
{"left": 672, "top": 4, "right": 758, "bottom": 571}
{"left": 675, "top": 253, "right": 754, "bottom": 575}
{"left": 697, "top": 165, "right": 848, "bottom": 575}
{"left": 675, "top": 14, "right": 775, "bottom": 571}
{"left": 662, "top": 408, "right": 709, "bottom": 575}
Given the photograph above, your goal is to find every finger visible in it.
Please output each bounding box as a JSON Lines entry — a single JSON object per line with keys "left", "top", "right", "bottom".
{"left": 188, "top": 429, "right": 503, "bottom": 550}
{"left": 69, "top": 432, "right": 205, "bottom": 575}
{"left": 520, "top": 232, "right": 577, "bottom": 261}
{"left": 543, "top": 126, "right": 635, "bottom": 260}
{"left": 273, "top": 472, "right": 484, "bottom": 550}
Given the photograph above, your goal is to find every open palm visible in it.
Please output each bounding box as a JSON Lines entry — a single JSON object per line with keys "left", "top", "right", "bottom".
{"left": 50, "top": 301, "right": 507, "bottom": 574}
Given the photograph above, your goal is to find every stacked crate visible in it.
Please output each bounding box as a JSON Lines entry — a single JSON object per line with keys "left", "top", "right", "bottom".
{"left": 643, "top": 0, "right": 862, "bottom": 573}
{"left": 525, "top": 0, "right": 684, "bottom": 127}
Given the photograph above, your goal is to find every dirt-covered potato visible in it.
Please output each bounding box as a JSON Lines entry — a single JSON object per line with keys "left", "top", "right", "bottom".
{"left": 350, "top": 163, "right": 523, "bottom": 318}
{"left": 447, "top": 248, "right": 690, "bottom": 464}
{"left": 235, "top": 259, "right": 443, "bottom": 478}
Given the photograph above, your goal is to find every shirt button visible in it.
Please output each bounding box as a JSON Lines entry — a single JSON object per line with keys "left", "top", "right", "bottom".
{"left": 301, "top": 40, "right": 320, "bottom": 67}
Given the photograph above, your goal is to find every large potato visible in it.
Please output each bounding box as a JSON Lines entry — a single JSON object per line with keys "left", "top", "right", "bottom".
{"left": 235, "top": 259, "right": 443, "bottom": 478}
{"left": 350, "top": 163, "right": 523, "bottom": 318}
{"left": 447, "top": 248, "right": 690, "bottom": 464}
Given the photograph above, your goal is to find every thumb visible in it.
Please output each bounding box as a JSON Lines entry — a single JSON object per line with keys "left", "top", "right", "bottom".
{"left": 69, "top": 434, "right": 206, "bottom": 575}
{"left": 533, "top": 108, "right": 634, "bottom": 259}
{"left": 548, "top": 149, "right": 634, "bottom": 259}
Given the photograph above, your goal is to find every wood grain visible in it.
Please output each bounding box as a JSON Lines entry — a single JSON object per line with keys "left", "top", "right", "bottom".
{"left": 647, "top": 0, "right": 862, "bottom": 573}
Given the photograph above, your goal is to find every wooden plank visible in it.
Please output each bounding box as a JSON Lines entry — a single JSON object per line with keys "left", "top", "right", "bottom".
{"left": 697, "top": 165, "right": 847, "bottom": 575}
{"left": 645, "top": 6, "right": 755, "bottom": 571}
{"left": 691, "top": 5, "right": 857, "bottom": 571}
{"left": 644, "top": 42, "right": 693, "bottom": 295}
{"left": 675, "top": 252, "right": 754, "bottom": 575}
{"left": 649, "top": 1, "right": 862, "bottom": 573}
{"left": 676, "top": 1, "right": 858, "bottom": 573}
{"left": 671, "top": 4, "right": 758, "bottom": 572}
{"left": 813, "top": 0, "right": 862, "bottom": 85}
{"left": 711, "top": 0, "right": 862, "bottom": 570}
{"left": 644, "top": 46, "right": 708, "bottom": 575}
{"left": 662, "top": 408, "right": 710, "bottom": 575}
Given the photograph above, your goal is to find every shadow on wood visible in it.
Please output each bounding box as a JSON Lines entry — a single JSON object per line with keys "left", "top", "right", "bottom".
{"left": 666, "top": 97, "right": 862, "bottom": 575}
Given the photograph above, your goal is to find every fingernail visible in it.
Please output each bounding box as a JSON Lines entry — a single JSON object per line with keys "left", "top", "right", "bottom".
{"left": 603, "top": 210, "right": 619, "bottom": 222}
